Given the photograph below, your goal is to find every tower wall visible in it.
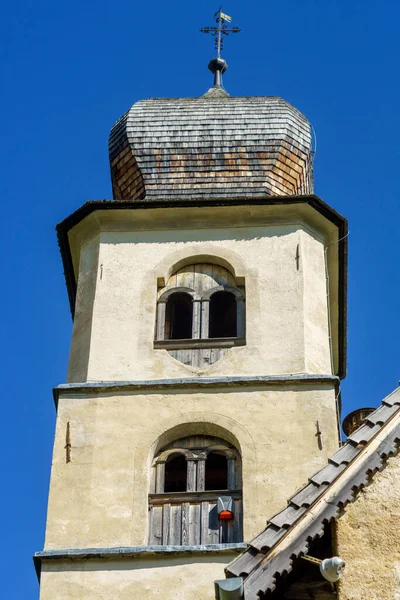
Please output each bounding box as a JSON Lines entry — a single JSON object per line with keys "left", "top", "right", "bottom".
{"left": 66, "top": 204, "right": 335, "bottom": 383}
{"left": 45, "top": 385, "right": 338, "bottom": 550}
{"left": 38, "top": 201, "right": 344, "bottom": 599}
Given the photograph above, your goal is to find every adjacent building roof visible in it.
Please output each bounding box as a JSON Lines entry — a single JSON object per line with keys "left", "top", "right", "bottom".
{"left": 109, "top": 96, "right": 313, "bottom": 201}
{"left": 227, "top": 387, "right": 400, "bottom": 599}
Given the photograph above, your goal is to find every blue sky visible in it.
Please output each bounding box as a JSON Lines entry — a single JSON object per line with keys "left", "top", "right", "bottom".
{"left": 1, "top": 0, "right": 399, "bottom": 596}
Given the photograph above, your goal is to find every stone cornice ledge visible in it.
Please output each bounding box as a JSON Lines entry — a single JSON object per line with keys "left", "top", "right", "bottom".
{"left": 54, "top": 374, "right": 339, "bottom": 405}
{"left": 34, "top": 543, "right": 247, "bottom": 579}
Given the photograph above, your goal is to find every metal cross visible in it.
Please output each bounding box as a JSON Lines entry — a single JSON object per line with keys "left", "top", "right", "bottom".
{"left": 200, "top": 8, "right": 240, "bottom": 58}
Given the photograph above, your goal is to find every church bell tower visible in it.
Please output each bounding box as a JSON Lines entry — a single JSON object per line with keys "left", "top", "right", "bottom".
{"left": 36, "top": 11, "right": 347, "bottom": 599}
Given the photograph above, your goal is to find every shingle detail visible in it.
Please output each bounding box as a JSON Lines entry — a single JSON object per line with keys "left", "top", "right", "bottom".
{"left": 250, "top": 525, "right": 287, "bottom": 553}
{"left": 366, "top": 403, "right": 399, "bottom": 425}
{"left": 226, "top": 387, "right": 400, "bottom": 597}
{"left": 309, "top": 461, "right": 347, "bottom": 485}
{"left": 268, "top": 504, "right": 306, "bottom": 528}
{"left": 348, "top": 422, "right": 382, "bottom": 444}
{"left": 109, "top": 96, "right": 313, "bottom": 201}
{"left": 227, "top": 547, "right": 265, "bottom": 578}
{"left": 289, "top": 481, "right": 328, "bottom": 508}
{"left": 328, "top": 441, "right": 359, "bottom": 466}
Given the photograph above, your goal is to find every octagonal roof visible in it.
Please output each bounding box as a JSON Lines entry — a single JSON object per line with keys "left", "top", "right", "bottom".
{"left": 109, "top": 94, "right": 313, "bottom": 201}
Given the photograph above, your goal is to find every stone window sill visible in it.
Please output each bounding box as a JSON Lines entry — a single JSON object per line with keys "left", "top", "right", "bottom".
{"left": 154, "top": 337, "right": 246, "bottom": 350}
{"left": 149, "top": 490, "right": 242, "bottom": 504}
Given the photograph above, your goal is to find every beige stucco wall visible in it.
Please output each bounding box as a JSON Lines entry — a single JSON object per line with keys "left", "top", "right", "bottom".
{"left": 44, "top": 384, "right": 339, "bottom": 550}
{"left": 39, "top": 554, "right": 234, "bottom": 600}
{"left": 337, "top": 454, "right": 400, "bottom": 600}
{"left": 41, "top": 202, "right": 343, "bottom": 599}
{"left": 66, "top": 205, "right": 337, "bottom": 383}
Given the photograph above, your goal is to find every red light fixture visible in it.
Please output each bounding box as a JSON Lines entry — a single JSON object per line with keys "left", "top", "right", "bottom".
{"left": 218, "top": 509, "right": 234, "bottom": 520}
{"left": 217, "top": 496, "right": 234, "bottom": 520}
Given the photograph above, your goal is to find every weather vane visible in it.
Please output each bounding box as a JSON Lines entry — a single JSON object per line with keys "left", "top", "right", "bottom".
{"left": 200, "top": 7, "right": 240, "bottom": 58}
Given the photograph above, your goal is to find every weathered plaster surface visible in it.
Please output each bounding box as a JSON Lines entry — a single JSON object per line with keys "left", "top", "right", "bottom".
{"left": 66, "top": 205, "right": 337, "bottom": 383}
{"left": 337, "top": 454, "right": 400, "bottom": 600}
{"left": 39, "top": 554, "right": 233, "bottom": 600}
{"left": 44, "top": 385, "right": 338, "bottom": 550}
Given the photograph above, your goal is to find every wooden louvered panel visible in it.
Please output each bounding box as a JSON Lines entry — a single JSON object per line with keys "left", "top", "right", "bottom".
{"left": 149, "top": 505, "right": 163, "bottom": 545}
{"left": 149, "top": 493, "right": 243, "bottom": 545}
{"left": 167, "top": 347, "right": 228, "bottom": 367}
{"left": 169, "top": 504, "right": 182, "bottom": 545}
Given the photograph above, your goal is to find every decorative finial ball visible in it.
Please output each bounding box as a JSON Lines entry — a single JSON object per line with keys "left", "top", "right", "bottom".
{"left": 208, "top": 57, "right": 228, "bottom": 74}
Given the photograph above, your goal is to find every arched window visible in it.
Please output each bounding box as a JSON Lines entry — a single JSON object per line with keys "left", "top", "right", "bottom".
{"left": 155, "top": 262, "right": 245, "bottom": 366}
{"left": 149, "top": 435, "right": 242, "bottom": 545}
{"left": 165, "top": 292, "right": 193, "bottom": 339}
{"left": 209, "top": 291, "right": 237, "bottom": 338}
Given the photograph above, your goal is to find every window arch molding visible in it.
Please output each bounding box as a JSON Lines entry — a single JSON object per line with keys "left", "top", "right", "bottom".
{"left": 157, "top": 284, "right": 245, "bottom": 303}
{"left": 202, "top": 444, "right": 237, "bottom": 460}
{"left": 152, "top": 444, "right": 236, "bottom": 470}
{"left": 149, "top": 419, "right": 244, "bottom": 459}
{"left": 201, "top": 285, "right": 244, "bottom": 301}
{"left": 156, "top": 250, "right": 246, "bottom": 288}
{"left": 157, "top": 286, "right": 201, "bottom": 303}
{"left": 154, "top": 447, "right": 206, "bottom": 465}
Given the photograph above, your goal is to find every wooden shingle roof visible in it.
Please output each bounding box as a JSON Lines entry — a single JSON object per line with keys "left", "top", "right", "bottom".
{"left": 227, "top": 387, "right": 400, "bottom": 599}
{"left": 109, "top": 96, "right": 313, "bottom": 201}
